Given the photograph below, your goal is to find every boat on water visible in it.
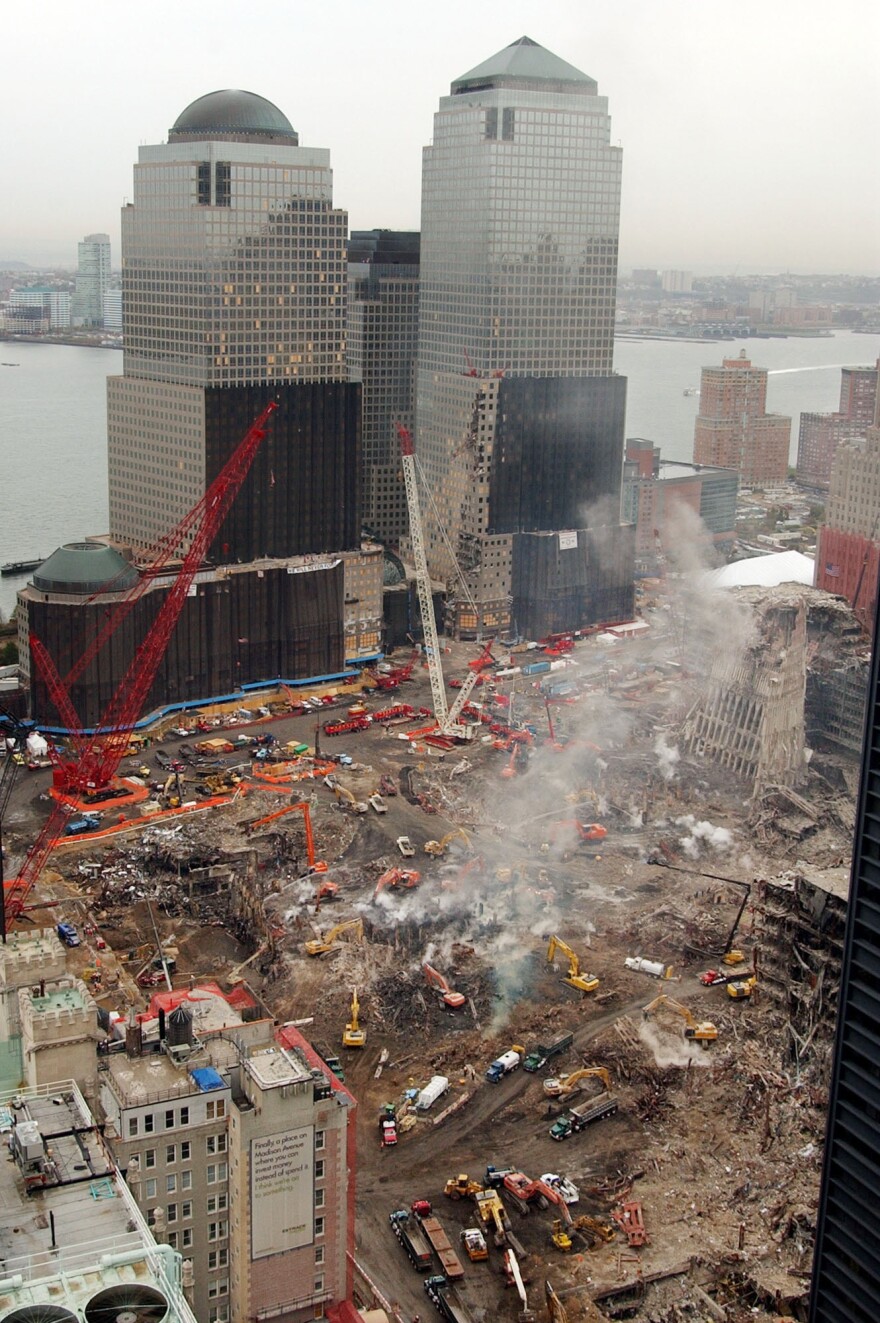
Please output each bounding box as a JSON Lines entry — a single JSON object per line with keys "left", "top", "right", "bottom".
{"left": 683, "top": 386, "right": 698, "bottom": 396}
{"left": 1, "top": 558, "right": 42, "bottom": 577}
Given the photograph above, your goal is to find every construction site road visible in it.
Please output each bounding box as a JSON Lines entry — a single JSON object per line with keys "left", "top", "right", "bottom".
{"left": 354, "top": 997, "right": 648, "bottom": 1320}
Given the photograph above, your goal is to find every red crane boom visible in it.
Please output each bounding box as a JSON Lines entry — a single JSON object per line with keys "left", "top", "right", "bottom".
{"left": 5, "top": 402, "right": 277, "bottom": 929}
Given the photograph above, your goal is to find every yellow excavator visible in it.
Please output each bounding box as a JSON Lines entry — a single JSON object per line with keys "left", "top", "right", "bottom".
{"left": 542, "top": 1066, "right": 612, "bottom": 1099}
{"left": 305, "top": 917, "right": 364, "bottom": 957}
{"left": 643, "top": 993, "right": 718, "bottom": 1046}
{"left": 342, "top": 987, "right": 366, "bottom": 1048}
{"left": 547, "top": 935, "right": 599, "bottom": 994}
{"left": 424, "top": 827, "right": 472, "bottom": 857}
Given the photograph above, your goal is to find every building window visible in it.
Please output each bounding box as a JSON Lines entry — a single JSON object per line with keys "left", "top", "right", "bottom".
{"left": 180, "top": 1107, "right": 189, "bottom": 1125}
{"left": 128, "top": 1118, "right": 138, "bottom": 1138}
{"left": 182, "top": 1227, "right": 193, "bottom": 1249}
{"left": 167, "top": 1204, "right": 177, "bottom": 1223}
{"left": 207, "top": 1162, "right": 228, "bottom": 1184}
{"left": 206, "top": 1134, "right": 227, "bottom": 1155}
{"left": 180, "top": 1141, "right": 191, "bottom": 1161}
{"left": 208, "top": 1307, "right": 230, "bottom": 1323}
{"left": 208, "top": 1280, "right": 229, "bottom": 1299}
{"left": 145, "top": 1149, "right": 156, "bottom": 1169}
{"left": 144, "top": 1113, "right": 154, "bottom": 1133}
{"left": 166, "top": 1145, "right": 176, "bottom": 1165}
{"left": 215, "top": 162, "right": 231, "bottom": 208}
{"left": 166, "top": 1175, "right": 176, "bottom": 1195}
{"left": 181, "top": 1201, "right": 193, "bottom": 1220}
{"left": 315, "top": 1160, "right": 325, "bottom": 1180}
{"left": 314, "top": 1276, "right": 324, "bottom": 1294}
{"left": 207, "top": 1193, "right": 229, "bottom": 1214}
{"left": 167, "top": 1231, "right": 178, "bottom": 1250}
{"left": 315, "top": 1130, "right": 325, "bottom": 1151}
{"left": 314, "top": 1189, "right": 325, "bottom": 1209}
{"left": 165, "top": 1110, "right": 175, "bottom": 1130}
{"left": 197, "top": 162, "right": 211, "bottom": 207}
{"left": 315, "top": 1246, "right": 325, "bottom": 1265}
{"left": 181, "top": 1170, "right": 192, "bottom": 1191}
{"left": 206, "top": 1099, "right": 226, "bottom": 1120}
{"left": 208, "top": 1221, "right": 228, "bottom": 1242}
{"left": 315, "top": 1217, "right": 325, "bottom": 1238}
{"left": 144, "top": 1179, "right": 157, "bottom": 1199}
{"left": 208, "top": 1248, "right": 229, "bottom": 1271}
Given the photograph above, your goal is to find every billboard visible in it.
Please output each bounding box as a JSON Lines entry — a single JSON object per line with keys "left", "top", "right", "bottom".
{"left": 558, "top": 531, "right": 578, "bottom": 551}
{"left": 250, "top": 1127, "right": 314, "bottom": 1258}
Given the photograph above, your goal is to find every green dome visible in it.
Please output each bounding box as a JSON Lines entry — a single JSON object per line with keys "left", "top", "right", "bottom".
{"left": 169, "top": 90, "right": 298, "bottom": 145}
{"left": 33, "top": 543, "right": 140, "bottom": 596}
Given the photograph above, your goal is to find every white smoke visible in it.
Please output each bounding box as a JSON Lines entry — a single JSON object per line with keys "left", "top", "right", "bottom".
{"left": 638, "top": 1020, "right": 712, "bottom": 1070}
{"left": 675, "top": 814, "right": 733, "bottom": 858}
{"left": 654, "top": 735, "right": 680, "bottom": 782}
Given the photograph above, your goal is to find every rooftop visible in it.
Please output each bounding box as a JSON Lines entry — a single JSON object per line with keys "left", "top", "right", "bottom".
{"left": 452, "top": 36, "right": 598, "bottom": 97}
{"left": 244, "top": 1043, "right": 312, "bottom": 1090}
{"left": 169, "top": 89, "right": 299, "bottom": 146}
{"left": 0, "top": 1080, "right": 196, "bottom": 1322}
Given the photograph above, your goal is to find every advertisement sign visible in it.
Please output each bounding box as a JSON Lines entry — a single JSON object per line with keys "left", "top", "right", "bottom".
{"left": 558, "top": 530, "right": 578, "bottom": 551}
{"left": 250, "top": 1127, "right": 314, "bottom": 1258}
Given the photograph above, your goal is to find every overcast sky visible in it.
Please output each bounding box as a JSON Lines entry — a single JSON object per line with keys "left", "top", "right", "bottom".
{"left": 4, "top": 0, "right": 878, "bottom": 274}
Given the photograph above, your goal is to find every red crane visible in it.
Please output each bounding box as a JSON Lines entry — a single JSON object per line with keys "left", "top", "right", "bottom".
{"left": 4, "top": 402, "right": 277, "bottom": 933}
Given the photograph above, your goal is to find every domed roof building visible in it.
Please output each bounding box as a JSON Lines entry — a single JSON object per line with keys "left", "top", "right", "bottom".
{"left": 169, "top": 89, "right": 299, "bottom": 146}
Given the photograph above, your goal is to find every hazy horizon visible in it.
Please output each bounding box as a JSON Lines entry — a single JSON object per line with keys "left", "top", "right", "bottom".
{"left": 3, "top": 0, "right": 878, "bottom": 275}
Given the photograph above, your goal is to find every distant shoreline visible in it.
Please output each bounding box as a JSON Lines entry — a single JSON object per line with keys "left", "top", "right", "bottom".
{"left": 0, "top": 333, "right": 121, "bottom": 350}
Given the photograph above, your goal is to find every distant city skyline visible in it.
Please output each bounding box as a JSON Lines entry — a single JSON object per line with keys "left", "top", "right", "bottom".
{"left": 3, "top": 0, "right": 878, "bottom": 275}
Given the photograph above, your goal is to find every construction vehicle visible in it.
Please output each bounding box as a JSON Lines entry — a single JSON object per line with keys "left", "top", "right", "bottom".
{"left": 389, "top": 1208, "right": 434, "bottom": 1271}
{"left": 368, "top": 794, "right": 388, "bottom": 814}
{"left": 502, "top": 1246, "right": 535, "bottom": 1322}
{"left": 332, "top": 783, "right": 368, "bottom": 814}
{"left": 550, "top": 1220, "right": 572, "bottom": 1253}
{"left": 396, "top": 423, "right": 482, "bottom": 739}
{"left": 5, "top": 405, "right": 276, "bottom": 937}
{"left": 397, "top": 834, "right": 416, "bottom": 856}
{"left": 722, "top": 949, "right": 746, "bottom": 965}
{"left": 381, "top": 1117, "right": 398, "bottom": 1146}
{"left": 475, "top": 1188, "right": 512, "bottom": 1246}
{"left": 444, "top": 1174, "right": 483, "bottom": 1201}
{"left": 424, "top": 827, "right": 471, "bottom": 857}
{"left": 56, "top": 921, "right": 80, "bottom": 947}
{"left": 304, "top": 917, "right": 364, "bottom": 957}
{"left": 547, "top": 936, "right": 599, "bottom": 994}
{"left": 485, "top": 1167, "right": 574, "bottom": 1225}
{"left": 460, "top": 1227, "right": 488, "bottom": 1261}
{"left": 571, "top": 1214, "right": 615, "bottom": 1246}
{"left": 314, "top": 878, "right": 339, "bottom": 906}
{"left": 727, "top": 975, "right": 758, "bottom": 999}
{"left": 642, "top": 994, "right": 718, "bottom": 1045}
{"left": 244, "top": 800, "right": 327, "bottom": 871}
{"left": 543, "top": 1066, "right": 612, "bottom": 1099}
{"left": 486, "top": 1046, "right": 525, "bottom": 1083}
{"left": 539, "top": 1174, "right": 579, "bottom": 1205}
{"left": 545, "top": 1281, "right": 569, "bottom": 1323}
{"left": 423, "top": 1275, "right": 475, "bottom": 1323}
{"left": 523, "top": 1033, "right": 573, "bottom": 1073}
{"left": 549, "top": 1093, "right": 618, "bottom": 1141}
{"left": 342, "top": 988, "right": 366, "bottom": 1048}
{"left": 424, "top": 962, "right": 467, "bottom": 1010}
{"left": 373, "top": 866, "right": 421, "bottom": 900}
{"left": 379, "top": 773, "right": 398, "bottom": 797}
{"left": 545, "top": 819, "right": 607, "bottom": 855}
{"left": 411, "top": 1202, "right": 465, "bottom": 1280}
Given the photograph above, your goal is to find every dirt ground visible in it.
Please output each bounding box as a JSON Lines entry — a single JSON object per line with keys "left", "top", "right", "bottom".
{"left": 3, "top": 603, "right": 854, "bottom": 1322}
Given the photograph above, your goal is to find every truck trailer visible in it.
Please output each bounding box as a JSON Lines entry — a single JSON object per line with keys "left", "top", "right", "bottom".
{"left": 411, "top": 1202, "right": 465, "bottom": 1280}
{"left": 522, "top": 1033, "right": 574, "bottom": 1073}
{"left": 424, "top": 1276, "right": 474, "bottom": 1323}
{"left": 550, "top": 1092, "right": 618, "bottom": 1140}
{"left": 390, "top": 1209, "right": 433, "bottom": 1271}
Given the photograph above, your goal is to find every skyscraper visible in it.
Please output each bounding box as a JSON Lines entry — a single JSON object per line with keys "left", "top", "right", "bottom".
{"left": 108, "top": 90, "right": 359, "bottom": 562}
{"left": 693, "top": 350, "right": 791, "bottom": 487}
{"left": 347, "top": 229, "right": 420, "bottom": 543}
{"left": 75, "top": 231, "right": 111, "bottom": 326}
{"left": 416, "top": 36, "right": 633, "bottom": 639}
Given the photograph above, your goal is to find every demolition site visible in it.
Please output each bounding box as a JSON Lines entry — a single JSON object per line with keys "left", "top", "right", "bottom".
{"left": 0, "top": 549, "right": 867, "bottom": 1323}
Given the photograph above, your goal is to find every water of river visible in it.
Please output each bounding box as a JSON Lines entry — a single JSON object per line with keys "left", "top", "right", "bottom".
{"left": 1, "top": 331, "right": 878, "bottom": 617}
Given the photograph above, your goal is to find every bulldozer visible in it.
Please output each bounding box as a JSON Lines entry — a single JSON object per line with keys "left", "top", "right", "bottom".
{"left": 444, "top": 1173, "right": 484, "bottom": 1201}
{"left": 342, "top": 988, "right": 366, "bottom": 1048}
{"left": 305, "top": 918, "right": 364, "bottom": 957}
{"left": 550, "top": 1220, "right": 572, "bottom": 1253}
{"left": 547, "top": 935, "right": 600, "bottom": 994}
{"left": 727, "top": 975, "right": 758, "bottom": 1000}
{"left": 642, "top": 993, "right": 718, "bottom": 1046}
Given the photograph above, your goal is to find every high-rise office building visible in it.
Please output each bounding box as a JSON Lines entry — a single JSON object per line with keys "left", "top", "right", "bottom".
{"left": 416, "top": 36, "right": 633, "bottom": 638}
{"left": 108, "top": 90, "right": 359, "bottom": 561}
{"left": 75, "top": 231, "right": 111, "bottom": 325}
{"left": 693, "top": 350, "right": 791, "bottom": 487}
{"left": 347, "top": 230, "right": 420, "bottom": 543}
{"left": 796, "top": 362, "right": 878, "bottom": 490}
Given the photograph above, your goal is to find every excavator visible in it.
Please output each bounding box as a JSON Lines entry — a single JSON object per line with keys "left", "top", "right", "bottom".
{"left": 331, "top": 782, "right": 368, "bottom": 814}
{"left": 244, "top": 800, "right": 328, "bottom": 872}
{"left": 424, "top": 827, "right": 472, "bottom": 857}
{"left": 547, "top": 936, "right": 600, "bottom": 994}
{"left": 487, "top": 1168, "right": 574, "bottom": 1226}
{"left": 424, "top": 962, "right": 466, "bottom": 1010}
{"left": 373, "top": 867, "right": 421, "bottom": 900}
{"left": 305, "top": 917, "right": 364, "bottom": 957}
{"left": 342, "top": 988, "right": 366, "bottom": 1048}
{"left": 545, "top": 819, "right": 607, "bottom": 855}
{"left": 543, "top": 1066, "right": 612, "bottom": 1099}
{"left": 642, "top": 993, "right": 718, "bottom": 1046}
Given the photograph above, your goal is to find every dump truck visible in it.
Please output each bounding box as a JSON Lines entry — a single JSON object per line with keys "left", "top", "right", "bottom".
{"left": 549, "top": 1093, "right": 618, "bottom": 1141}
{"left": 390, "top": 1208, "right": 434, "bottom": 1271}
{"left": 523, "top": 1033, "right": 574, "bottom": 1073}
{"left": 411, "top": 1201, "right": 465, "bottom": 1280}
{"left": 424, "top": 1275, "right": 475, "bottom": 1323}
{"left": 486, "top": 1047, "right": 524, "bottom": 1083}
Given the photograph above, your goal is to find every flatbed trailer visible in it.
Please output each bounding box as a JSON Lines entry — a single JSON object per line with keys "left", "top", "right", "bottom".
{"left": 424, "top": 1275, "right": 475, "bottom": 1323}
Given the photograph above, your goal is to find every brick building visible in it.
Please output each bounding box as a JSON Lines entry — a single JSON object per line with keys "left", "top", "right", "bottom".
{"left": 796, "top": 361, "right": 878, "bottom": 490}
{"left": 693, "top": 349, "right": 790, "bottom": 487}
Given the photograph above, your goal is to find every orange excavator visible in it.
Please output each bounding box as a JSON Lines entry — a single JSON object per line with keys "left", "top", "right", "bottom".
{"left": 373, "top": 866, "right": 421, "bottom": 900}
{"left": 424, "top": 962, "right": 466, "bottom": 1010}
{"left": 244, "top": 800, "right": 327, "bottom": 872}
{"left": 485, "top": 1167, "right": 573, "bottom": 1225}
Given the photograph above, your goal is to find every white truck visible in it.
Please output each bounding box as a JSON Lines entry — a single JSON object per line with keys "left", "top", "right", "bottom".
{"left": 416, "top": 1075, "right": 450, "bottom": 1112}
{"left": 485, "top": 1049, "right": 523, "bottom": 1083}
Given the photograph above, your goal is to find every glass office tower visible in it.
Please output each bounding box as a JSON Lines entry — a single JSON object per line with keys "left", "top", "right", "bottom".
{"left": 416, "top": 37, "right": 632, "bottom": 636}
